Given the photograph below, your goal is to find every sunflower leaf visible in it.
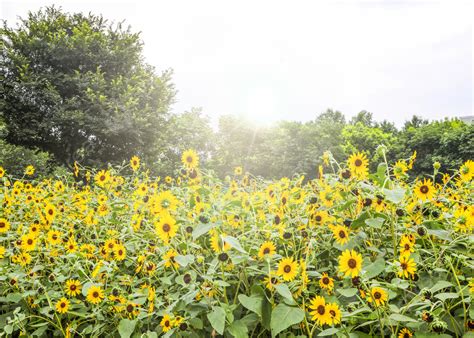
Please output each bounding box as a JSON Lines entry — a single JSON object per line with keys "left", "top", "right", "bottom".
{"left": 270, "top": 304, "right": 304, "bottom": 337}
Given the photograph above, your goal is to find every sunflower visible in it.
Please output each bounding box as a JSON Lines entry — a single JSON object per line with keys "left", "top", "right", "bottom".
{"left": 0, "top": 246, "right": 6, "bottom": 258}
{"left": 234, "top": 166, "right": 243, "bottom": 175}
{"left": 338, "top": 250, "right": 362, "bottom": 278}
{"left": 263, "top": 274, "right": 279, "bottom": 290}
{"left": 393, "top": 160, "right": 409, "bottom": 179}
{"left": 0, "top": 218, "right": 11, "bottom": 233}
{"left": 459, "top": 160, "right": 474, "bottom": 182}
{"left": 308, "top": 296, "right": 330, "bottom": 325}
{"left": 155, "top": 213, "right": 178, "bottom": 243}
{"left": 399, "top": 236, "right": 415, "bottom": 257}
{"left": 130, "top": 156, "right": 140, "bottom": 171}
{"left": 47, "top": 230, "right": 62, "bottom": 246}
{"left": 86, "top": 285, "right": 104, "bottom": 304}
{"left": 0, "top": 166, "right": 5, "bottom": 178}
{"left": 114, "top": 244, "right": 127, "bottom": 261}
{"left": 65, "top": 279, "right": 82, "bottom": 297}
{"left": 152, "top": 190, "right": 179, "bottom": 214}
{"left": 398, "top": 255, "right": 417, "bottom": 279}
{"left": 160, "top": 314, "right": 174, "bottom": 332}
{"left": 55, "top": 297, "right": 70, "bottom": 314}
{"left": 25, "top": 165, "right": 35, "bottom": 176}
{"left": 163, "top": 249, "right": 179, "bottom": 269}
{"left": 326, "top": 303, "right": 341, "bottom": 325}
{"left": 94, "top": 170, "right": 111, "bottom": 188}
{"left": 368, "top": 287, "right": 388, "bottom": 307}
{"left": 332, "top": 225, "right": 349, "bottom": 245}
{"left": 414, "top": 178, "right": 435, "bottom": 201}
{"left": 319, "top": 273, "right": 334, "bottom": 292}
{"left": 181, "top": 149, "right": 199, "bottom": 169}
{"left": 258, "top": 241, "right": 276, "bottom": 259}
{"left": 44, "top": 203, "right": 56, "bottom": 221}
{"left": 277, "top": 257, "right": 299, "bottom": 282}
{"left": 398, "top": 328, "right": 413, "bottom": 338}
{"left": 348, "top": 152, "right": 369, "bottom": 179}
{"left": 21, "top": 233, "right": 37, "bottom": 252}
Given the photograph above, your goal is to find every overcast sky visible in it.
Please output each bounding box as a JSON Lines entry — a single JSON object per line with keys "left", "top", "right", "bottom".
{"left": 2, "top": 0, "right": 473, "bottom": 126}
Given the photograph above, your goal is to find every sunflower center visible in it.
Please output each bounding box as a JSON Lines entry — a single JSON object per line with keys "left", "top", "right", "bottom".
{"left": 317, "top": 305, "right": 325, "bottom": 315}
{"left": 48, "top": 209, "right": 54, "bottom": 215}
{"left": 27, "top": 239, "right": 33, "bottom": 245}
{"left": 165, "top": 320, "right": 170, "bottom": 327}
{"left": 93, "top": 291, "right": 99, "bottom": 298}
{"left": 60, "top": 302, "right": 66, "bottom": 308}
{"left": 420, "top": 185, "right": 429, "bottom": 194}
{"left": 348, "top": 258, "right": 357, "bottom": 269}
{"left": 0, "top": 222, "right": 5, "bottom": 228}
{"left": 330, "top": 310, "right": 336, "bottom": 317}
{"left": 126, "top": 304, "right": 134, "bottom": 312}
{"left": 315, "top": 215, "right": 322, "bottom": 222}
{"left": 374, "top": 291, "right": 381, "bottom": 299}
{"left": 162, "top": 223, "right": 171, "bottom": 232}
{"left": 404, "top": 244, "right": 410, "bottom": 250}
{"left": 186, "top": 156, "right": 193, "bottom": 163}
{"left": 70, "top": 285, "right": 76, "bottom": 290}
{"left": 339, "top": 230, "right": 346, "bottom": 238}
{"left": 401, "top": 262, "right": 408, "bottom": 270}
{"left": 284, "top": 265, "right": 291, "bottom": 273}
{"left": 354, "top": 159, "right": 363, "bottom": 167}
{"left": 100, "top": 175, "right": 105, "bottom": 181}
{"left": 263, "top": 248, "right": 270, "bottom": 254}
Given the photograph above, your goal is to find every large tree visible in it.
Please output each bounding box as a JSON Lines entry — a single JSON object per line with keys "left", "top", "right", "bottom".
{"left": 1, "top": 7, "right": 175, "bottom": 167}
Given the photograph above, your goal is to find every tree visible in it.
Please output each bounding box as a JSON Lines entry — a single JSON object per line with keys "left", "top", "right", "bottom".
{"left": 1, "top": 7, "right": 175, "bottom": 168}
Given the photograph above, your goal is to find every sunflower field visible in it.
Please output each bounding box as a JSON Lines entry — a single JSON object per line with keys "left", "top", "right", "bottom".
{"left": 0, "top": 150, "right": 473, "bottom": 338}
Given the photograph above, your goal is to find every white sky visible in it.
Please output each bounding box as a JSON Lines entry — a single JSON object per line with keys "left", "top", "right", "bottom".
{"left": 2, "top": 0, "right": 473, "bottom": 127}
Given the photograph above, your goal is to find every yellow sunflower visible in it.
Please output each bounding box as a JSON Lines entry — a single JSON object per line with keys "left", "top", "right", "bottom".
{"left": 181, "top": 149, "right": 199, "bottom": 169}
{"left": 163, "top": 249, "right": 179, "bottom": 269}
{"left": 25, "top": 165, "right": 35, "bottom": 176}
{"left": 86, "top": 285, "right": 104, "bottom": 304}
{"left": 65, "top": 279, "right": 81, "bottom": 297}
{"left": 160, "top": 314, "right": 174, "bottom": 332}
{"left": 94, "top": 170, "right": 111, "bottom": 188}
{"left": 55, "top": 297, "right": 70, "bottom": 314}
{"left": 114, "top": 244, "right": 127, "bottom": 261}
{"left": 398, "top": 328, "right": 413, "bottom": 338}
{"left": 155, "top": 213, "right": 178, "bottom": 243}
{"left": 414, "top": 178, "right": 435, "bottom": 201}
{"left": 308, "top": 295, "right": 330, "bottom": 325}
{"left": 398, "top": 255, "right": 417, "bottom": 279}
{"left": 319, "top": 273, "right": 334, "bottom": 292}
{"left": 258, "top": 241, "right": 276, "bottom": 259}
{"left": 399, "top": 236, "right": 415, "bottom": 257}
{"left": 338, "top": 250, "right": 362, "bottom": 278}
{"left": 0, "top": 166, "right": 5, "bottom": 178}
{"left": 130, "top": 156, "right": 140, "bottom": 171}
{"left": 393, "top": 160, "right": 409, "bottom": 179}
{"left": 277, "top": 257, "right": 299, "bottom": 282}
{"left": 332, "top": 225, "right": 349, "bottom": 245}
{"left": 368, "top": 287, "right": 388, "bottom": 307}
{"left": 47, "top": 230, "right": 62, "bottom": 246}
{"left": 0, "top": 246, "right": 5, "bottom": 258}
{"left": 21, "top": 232, "right": 37, "bottom": 252}
{"left": 234, "top": 166, "right": 243, "bottom": 175}
{"left": 0, "top": 218, "right": 10, "bottom": 233}
{"left": 347, "top": 152, "right": 369, "bottom": 179}
{"left": 459, "top": 160, "right": 474, "bottom": 182}
{"left": 326, "top": 302, "right": 341, "bottom": 325}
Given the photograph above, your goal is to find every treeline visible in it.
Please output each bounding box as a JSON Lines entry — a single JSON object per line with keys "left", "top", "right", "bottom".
{"left": 1, "top": 7, "right": 473, "bottom": 179}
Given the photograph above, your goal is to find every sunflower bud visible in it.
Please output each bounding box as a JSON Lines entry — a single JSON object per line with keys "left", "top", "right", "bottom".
{"left": 433, "top": 161, "right": 441, "bottom": 170}
{"left": 430, "top": 319, "right": 447, "bottom": 333}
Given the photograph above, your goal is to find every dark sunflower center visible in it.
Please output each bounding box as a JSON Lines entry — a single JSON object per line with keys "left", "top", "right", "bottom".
{"left": 126, "top": 304, "right": 134, "bottom": 312}
{"left": 263, "top": 248, "right": 270, "bottom": 254}
{"left": 354, "top": 159, "right": 363, "bottom": 167}
{"left": 93, "top": 291, "right": 99, "bottom": 298}
{"left": 27, "top": 239, "right": 33, "bottom": 245}
{"left": 186, "top": 156, "right": 193, "bottom": 163}
{"left": 420, "top": 185, "right": 429, "bottom": 194}
{"left": 162, "top": 224, "right": 171, "bottom": 232}
{"left": 315, "top": 215, "right": 322, "bottom": 222}
{"left": 404, "top": 244, "right": 410, "bottom": 250}
{"left": 165, "top": 320, "right": 170, "bottom": 327}
{"left": 60, "top": 302, "right": 66, "bottom": 308}
{"left": 0, "top": 222, "right": 5, "bottom": 228}
{"left": 374, "top": 291, "right": 381, "bottom": 299}
{"left": 348, "top": 258, "right": 357, "bottom": 269}
{"left": 284, "top": 265, "right": 291, "bottom": 273}
{"left": 317, "top": 305, "right": 325, "bottom": 315}
{"left": 330, "top": 310, "right": 336, "bottom": 316}
{"left": 401, "top": 263, "right": 408, "bottom": 269}
{"left": 48, "top": 209, "right": 54, "bottom": 215}
{"left": 70, "top": 285, "right": 76, "bottom": 290}
{"left": 339, "top": 230, "right": 346, "bottom": 238}
{"left": 322, "top": 277, "right": 330, "bottom": 284}
{"left": 100, "top": 175, "right": 105, "bottom": 181}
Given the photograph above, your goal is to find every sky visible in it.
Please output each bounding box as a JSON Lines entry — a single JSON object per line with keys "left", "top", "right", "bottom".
{"left": 2, "top": 0, "right": 473, "bottom": 127}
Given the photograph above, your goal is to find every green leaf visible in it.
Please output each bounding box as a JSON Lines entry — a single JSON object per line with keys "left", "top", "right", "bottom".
{"left": 430, "top": 280, "right": 453, "bottom": 293}
{"left": 238, "top": 294, "right": 263, "bottom": 316}
{"left": 389, "top": 313, "right": 417, "bottom": 323}
{"left": 222, "top": 236, "right": 247, "bottom": 254}
{"left": 274, "top": 283, "right": 296, "bottom": 304}
{"left": 174, "top": 254, "right": 194, "bottom": 267}
{"left": 227, "top": 320, "right": 248, "bottom": 338}
{"left": 118, "top": 319, "right": 137, "bottom": 338}
{"left": 318, "top": 327, "right": 340, "bottom": 336}
{"left": 337, "top": 288, "right": 358, "bottom": 297}
{"left": 208, "top": 306, "right": 226, "bottom": 335}
{"left": 427, "top": 229, "right": 451, "bottom": 241}
{"left": 4, "top": 325, "right": 13, "bottom": 334}
{"left": 363, "top": 257, "right": 385, "bottom": 279}
{"left": 383, "top": 187, "right": 405, "bottom": 204}
{"left": 365, "top": 217, "right": 385, "bottom": 229}
{"left": 6, "top": 293, "right": 22, "bottom": 302}
{"left": 192, "top": 223, "right": 214, "bottom": 239}
{"left": 270, "top": 304, "right": 305, "bottom": 337}
{"left": 434, "top": 292, "right": 459, "bottom": 301}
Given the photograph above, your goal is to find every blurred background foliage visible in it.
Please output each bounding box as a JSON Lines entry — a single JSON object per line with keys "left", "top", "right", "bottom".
{"left": 1, "top": 7, "right": 473, "bottom": 179}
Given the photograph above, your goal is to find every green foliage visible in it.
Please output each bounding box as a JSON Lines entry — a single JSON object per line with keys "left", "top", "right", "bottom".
{"left": 0, "top": 139, "right": 52, "bottom": 176}
{"left": 1, "top": 6, "right": 175, "bottom": 167}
